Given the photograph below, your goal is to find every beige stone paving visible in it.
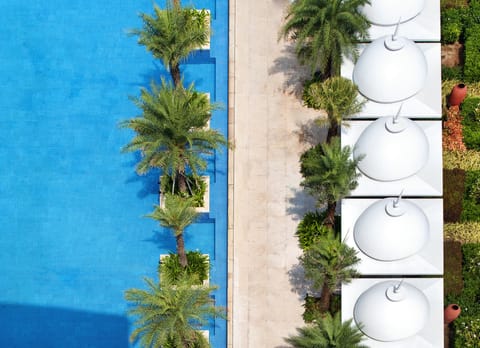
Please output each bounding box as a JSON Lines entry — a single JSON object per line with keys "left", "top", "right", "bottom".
{"left": 228, "top": 0, "right": 321, "bottom": 347}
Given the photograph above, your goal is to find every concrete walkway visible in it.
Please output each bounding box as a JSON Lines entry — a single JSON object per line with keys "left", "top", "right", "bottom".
{"left": 228, "top": 0, "right": 321, "bottom": 346}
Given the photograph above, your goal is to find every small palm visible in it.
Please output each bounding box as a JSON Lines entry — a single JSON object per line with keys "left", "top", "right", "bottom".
{"left": 132, "top": 0, "right": 210, "bottom": 86}
{"left": 285, "top": 312, "right": 367, "bottom": 348}
{"left": 121, "top": 80, "right": 227, "bottom": 185}
{"left": 281, "top": 0, "right": 370, "bottom": 78}
{"left": 125, "top": 275, "right": 225, "bottom": 348}
{"left": 300, "top": 137, "right": 361, "bottom": 205}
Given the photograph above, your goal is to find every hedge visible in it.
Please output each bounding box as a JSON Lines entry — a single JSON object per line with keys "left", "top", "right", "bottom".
{"left": 461, "top": 170, "right": 480, "bottom": 222}
{"left": 444, "top": 240, "right": 464, "bottom": 296}
{"left": 463, "top": 25, "right": 480, "bottom": 82}
{"left": 445, "top": 222, "right": 480, "bottom": 243}
{"left": 444, "top": 168, "right": 466, "bottom": 222}
{"left": 453, "top": 317, "right": 480, "bottom": 347}
{"left": 441, "top": 7, "right": 465, "bottom": 44}
{"left": 461, "top": 97, "right": 480, "bottom": 150}
{"left": 443, "top": 150, "right": 480, "bottom": 171}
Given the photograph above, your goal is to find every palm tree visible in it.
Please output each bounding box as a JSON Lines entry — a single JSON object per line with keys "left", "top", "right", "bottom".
{"left": 120, "top": 80, "right": 227, "bottom": 194}
{"left": 300, "top": 232, "right": 360, "bottom": 313}
{"left": 303, "top": 77, "right": 364, "bottom": 143}
{"left": 132, "top": 0, "right": 210, "bottom": 87}
{"left": 285, "top": 312, "right": 367, "bottom": 348}
{"left": 300, "top": 137, "right": 361, "bottom": 228}
{"left": 281, "top": 0, "right": 370, "bottom": 79}
{"left": 147, "top": 193, "right": 198, "bottom": 267}
{"left": 125, "top": 274, "right": 225, "bottom": 348}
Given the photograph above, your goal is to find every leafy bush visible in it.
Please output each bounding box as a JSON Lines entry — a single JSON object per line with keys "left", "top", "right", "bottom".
{"left": 453, "top": 317, "right": 480, "bottom": 348}
{"left": 443, "top": 66, "right": 464, "bottom": 81}
{"left": 461, "top": 171, "right": 480, "bottom": 221}
{"left": 444, "top": 150, "right": 480, "bottom": 170}
{"left": 463, "top": 26, "right": 480, "bottom": 82}
{"left": 161, "top": 174, "right": 207, "bottom": 207}
{"left": 302, "top": 293, "right": 341, "bottom": 322}
{"left": 296, "top": 211, "right": 340, "bottom": 250}
{"left": 460, "top": 97, "right": 480, "bottom": 150}
{"left": 441, "top": 8, "right": 465, "bottom": 44}
{"left": 159, "top": 251, "right": 209, "bottom": 285}
{"left": 447, "top": 244, "right": 480, "bottom": 327}
{"left": 464, "top": 1, "right": 480, "bottom": 37}
{"left": 444, "top": 168, "right": 466, "bottom": 222}
{"left": 445, "top": 222, "right": 480, "bottom": 243}
{"left": 444, "top": 240, "right": 464, "bottom": 296}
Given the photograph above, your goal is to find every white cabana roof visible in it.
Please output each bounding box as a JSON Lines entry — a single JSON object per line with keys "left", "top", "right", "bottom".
{"left": 353, "top": 280, "right": 430, "bottom": 342}
{"left": 353, "top": 116, "right": 429, "bottom": 181}
{"left": 353, "top": 35, "right": 427, "bottom": 103}
{"left": 359, "top": 0, "right": 425, "bottom": 26}
{"left": 354, "top": 198, "right": 430, "bottom": 261}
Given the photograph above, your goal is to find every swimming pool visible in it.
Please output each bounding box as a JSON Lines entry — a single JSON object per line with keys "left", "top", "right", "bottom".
{"left": 0, "top": 1, "right": 228, "bottom": 346}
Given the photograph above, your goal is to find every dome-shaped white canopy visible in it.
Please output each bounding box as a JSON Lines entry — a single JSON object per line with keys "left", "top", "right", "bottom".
{"left": 354, "top": 281, "right": 429, "bottom": 341}
{"left": 359, "top": 0, "right": 425, "bottom": 26}
{"left": 353, "top": 35, "right": 427, "bottom": 103}
{"left": 353, "top": 116, "right": 429, "bottom": 181}
{"left": 354, "top": 197, "right": 429, "bottom": 261}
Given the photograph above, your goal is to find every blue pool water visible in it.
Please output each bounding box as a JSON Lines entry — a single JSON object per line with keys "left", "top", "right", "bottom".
{"left": 0, "top": 1, "right": 228, "bottom": 347}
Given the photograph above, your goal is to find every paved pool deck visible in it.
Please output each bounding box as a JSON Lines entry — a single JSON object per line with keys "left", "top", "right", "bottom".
{"left": 228, "top": 0, "right": 323, "bottom": 346}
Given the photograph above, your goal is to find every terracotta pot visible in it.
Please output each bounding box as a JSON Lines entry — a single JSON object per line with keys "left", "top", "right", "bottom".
{"left": 444, "top": 304, "right": 461, "bottom": 324}
{"left": 449, "top": 84, "right": 467, "bottom": 106}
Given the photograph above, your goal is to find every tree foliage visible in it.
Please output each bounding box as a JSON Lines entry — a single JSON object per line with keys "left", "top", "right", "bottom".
{"left": 285, "top": 312, "right": 367, "bottom": 348}
{"left": 120, "top": 80, "right": 226, "bottom": 192}
{"left": 303, "top": 77, "right": 364, "bottom": 142}
{"left": 132, "top": 0, "right": 210, "bottom": 86}
{"left": 300, "top": 137, "right": 361, "bottom": 209}
{"left": 147, "top": 193, "right": 199, "bottom": 267}
{"left": 281, "top": 0, "right": 370, "bottom": 78}
{"left": 125, "top": 274, "right": 225, "bottom": 348}
{"left": 300, "top": 231, "right": 360, "bottom": 311}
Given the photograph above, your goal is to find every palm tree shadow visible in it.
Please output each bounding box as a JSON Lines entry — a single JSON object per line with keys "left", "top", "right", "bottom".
{"left": 294, "top": 119, "right": 326, "bottom": 146}
{"left": 286, "top": 186, "right": 316, "bottom": 221}
{"left": 268, "top": 43, "right": 311, "bottom": 98}
{"left": 143, "top": 227, "right": 177, "bottom": 253}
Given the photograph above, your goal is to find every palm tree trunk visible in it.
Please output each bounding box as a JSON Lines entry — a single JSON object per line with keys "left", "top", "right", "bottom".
{"left": 325, "top": 201, "right": 336, "bottom": 229}
{"left": 319, "top": 282, "right": 332, "bottom": 313}
{"left": 172, "top": 0, "right": 181, "bottom": 8}
{"left": 176, "top": 233, "right": 188, "bottom": 267}
{"left": 326, "top": 124, "right": 338, "bottom": 144}
{"left": 170, "top": 63, "right": 182, "bottom": 88}
{"left": 176, "top": 173, "right": 188, "bottom": 194}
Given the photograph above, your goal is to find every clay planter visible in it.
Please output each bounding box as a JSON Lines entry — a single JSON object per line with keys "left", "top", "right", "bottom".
{"left": 444, "top": 304, "right": 461, "bottom": 324}
{"left": 449, "top": 84, "right": 467, "bottom": 106}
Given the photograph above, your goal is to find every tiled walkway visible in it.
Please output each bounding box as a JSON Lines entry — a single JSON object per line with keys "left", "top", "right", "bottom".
{"left": 229, "top": 0, "right": 321, "bottom": 346}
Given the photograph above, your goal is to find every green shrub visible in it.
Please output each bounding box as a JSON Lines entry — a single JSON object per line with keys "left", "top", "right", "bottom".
{"left": 460, "top": 97, "right": 480, "bottom": 150}
{"left": 445, "top": 222, "right": 480, "bottom": 243}
{"left": 302, "top": 294, "right": 340, "bottom": 322}
{"left": 159, "top": 251, "right": 209, "bottom": 285}
{"left": 464, "top": 1, "right": 480, "bottom": 36}
{"left": 448, "top": 244, "right": 480, "bottom": 319}
{"left": 444, "top": 150, "right": 480, "bottom": 171}
{"left": 441, "top": 8, "right": 465, "bottom": 44}
{"left": 444, "top": 168, "right": 466, "bottom": 222}
{"left": 442, "top": 66, "right": 464, "bottom": 81}
{"left": 302, "top": 294, "right": 321, "bottom": 323}
{"left": 453, "top": 317, "right": 480, "bottom": 348}
{"left": 161, "top": 174, "right": 207, "bottom": 207}
{"left": 444, "top": 241, "right": 464, "bottom": 296}
{"left": 461, "top": 171, "right": 480, "bottom": 221}
{"left": 463, "top": 26, "right": 480, "bottom": 82}
{"left": 296, "top": 211, "right": 340, "bottom": 250}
